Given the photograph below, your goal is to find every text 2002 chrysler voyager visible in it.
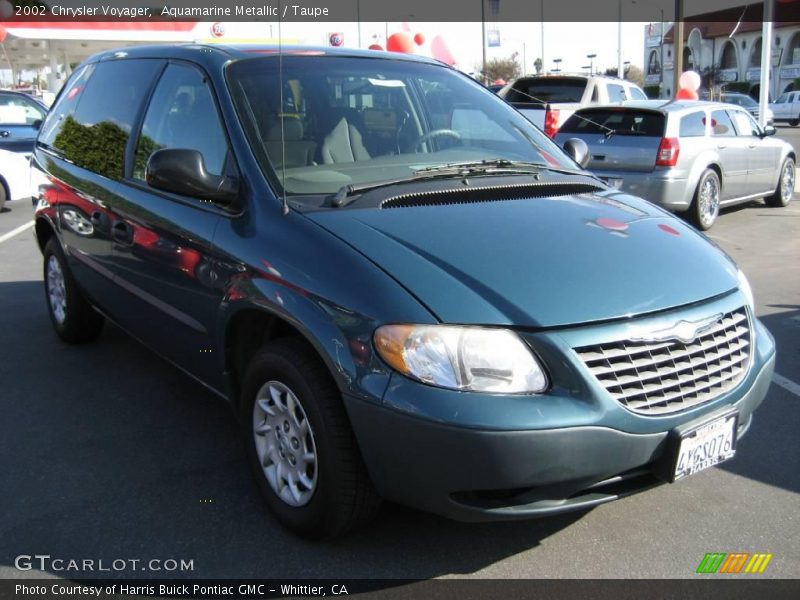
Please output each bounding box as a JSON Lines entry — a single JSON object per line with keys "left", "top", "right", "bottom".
{"left": 32, "top": 45, "right": 775, "bottom": 538}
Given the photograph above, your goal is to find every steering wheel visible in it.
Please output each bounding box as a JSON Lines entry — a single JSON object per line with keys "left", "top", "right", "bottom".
{"left": 414, "top": 129, "right": 462, "bottom": 151}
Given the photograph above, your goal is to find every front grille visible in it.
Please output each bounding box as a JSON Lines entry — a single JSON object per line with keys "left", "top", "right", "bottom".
{"left": 575, "top": 308, "right": 751, "bottom": 415}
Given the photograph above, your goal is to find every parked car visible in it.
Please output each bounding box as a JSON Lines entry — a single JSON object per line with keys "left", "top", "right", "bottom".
{"left": 769, "top": 90, "right": 800, "bottom": 125}
{"left": 0, "top": 90, "right": 47, "bottom": 154}
{"left": 498, "top": 74, "right": 648, "bottom": 136}
{"left": 703, "top": 92, "right": 774, "bottom": 125}
{"left": 555, "top": 100, "right": 795, "bottom": 229}
{"left": 0, "top": 148, "right": 33, "bottom": 212}
{"left": 33, "top": 45, "right": 774, "bottom": 538}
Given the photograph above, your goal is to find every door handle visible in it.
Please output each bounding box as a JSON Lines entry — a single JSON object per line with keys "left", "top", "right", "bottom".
{"left": 716, "top": 145, "right": 727, "bottom": 149}
{"left": 0, "top": 130, "right": 9, "bottom": 138}
{"left": 111, "top": 220, "right": 134, "bottom": 245}
{"left": 748, "top": 144, "right": 757, "bottom": 149}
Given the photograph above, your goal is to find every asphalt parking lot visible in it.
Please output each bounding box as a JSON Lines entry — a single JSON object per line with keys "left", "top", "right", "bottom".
{"left": 0, "top": 130, "right": 798, "bottom": 581}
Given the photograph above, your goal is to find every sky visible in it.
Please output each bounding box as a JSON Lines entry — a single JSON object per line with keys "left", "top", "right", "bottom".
{"left": 229, "top": 21, "right": 649, "bottom": 74}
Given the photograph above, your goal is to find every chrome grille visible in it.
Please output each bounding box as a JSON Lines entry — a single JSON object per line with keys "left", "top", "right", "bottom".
{"left": 575, "top": 309, "right": 751, "bottom": 415}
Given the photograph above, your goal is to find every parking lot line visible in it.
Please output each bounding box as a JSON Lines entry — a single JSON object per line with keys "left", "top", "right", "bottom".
{"left": 0, "top": 221, "right": 34, "bottom": 244}
{"left": 772, "top": 373, "right": 800, "bottom": 398}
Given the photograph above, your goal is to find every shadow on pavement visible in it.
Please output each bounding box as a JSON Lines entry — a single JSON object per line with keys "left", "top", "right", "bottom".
{"left": 718, "top": 305, "right": 800, "bottom": 496}
{"left": 0, "top": 280, "right": 586, "bottom": 580}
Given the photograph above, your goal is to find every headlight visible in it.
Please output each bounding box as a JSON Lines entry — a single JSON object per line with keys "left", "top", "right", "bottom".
{"left": 374, "top": 324, "right": 548, "bottom": 394}
{"left": 737, "top": 269, "right": 755, "bottom": 311}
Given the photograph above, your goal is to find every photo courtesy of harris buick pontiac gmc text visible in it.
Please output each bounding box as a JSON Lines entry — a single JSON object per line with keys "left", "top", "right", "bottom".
{"left": 32, "top": 44, "right": 775, "bottom": 538}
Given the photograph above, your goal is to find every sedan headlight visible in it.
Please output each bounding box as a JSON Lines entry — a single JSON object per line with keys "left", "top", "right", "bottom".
{"left": 737, "top": 269, "right": 755, "bottom": 311}
{"left": 374, "top": 324, "right": 548, "bottom": 394}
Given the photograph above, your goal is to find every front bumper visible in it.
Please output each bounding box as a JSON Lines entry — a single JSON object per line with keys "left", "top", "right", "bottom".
{"left": 346, "top": 294, "right": 775, "bottom": 522}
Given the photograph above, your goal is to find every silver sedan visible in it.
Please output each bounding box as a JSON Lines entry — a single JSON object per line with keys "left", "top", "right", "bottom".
{"left": 555, "top": 100, "right": 795, "bottom": 230}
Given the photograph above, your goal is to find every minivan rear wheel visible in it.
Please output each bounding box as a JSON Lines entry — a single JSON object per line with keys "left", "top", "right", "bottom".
{"left": 766, "top": 157, "right": 795, "bottom": 207}
{"left": 241, "top": 337, "right": 381, "bottom": 538}
{"left": 690, "top": 169, "right": 721, "bottom": 230}
{"left": 43, "top": 238, "right": 104, "bottom": 343}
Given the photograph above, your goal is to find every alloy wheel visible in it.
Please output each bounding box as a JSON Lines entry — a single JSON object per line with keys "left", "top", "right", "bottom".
{"left": 252, "top": 380, "right": 318, "bottom": 507}
{"left": 46, "top": 255, "right": 67, "bottom": 325}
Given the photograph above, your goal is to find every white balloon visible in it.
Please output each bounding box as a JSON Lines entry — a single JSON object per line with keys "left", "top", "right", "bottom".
{"left": 679, "top": 70, "right": 701, "bottom": 91}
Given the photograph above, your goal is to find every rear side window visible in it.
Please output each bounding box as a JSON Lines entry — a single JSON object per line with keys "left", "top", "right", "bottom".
{"left": 504, "top": 78, "right": 586, "bottom": 104}
{"left": 46, "top": 59, "right": 162, "bottom": 180}
{"left": 679, "top": 111, "right": 707, "bottom": 137}
{"left": 607, "top": 84, "right": 627, "bottom": 102}
{"left": 38, "top": 64, "right": 96, "bottom": 146}
{"left": 628, "top": 87, "right": 647, "bottom": 101}
{"left": 710, "top": 110, "right": 736, "bottom": 137}
{"left": 559, "top": 109, "right": 665, "bottom": 136}
{"left": 134, "top": 63, "right": 229, "bottom": 181}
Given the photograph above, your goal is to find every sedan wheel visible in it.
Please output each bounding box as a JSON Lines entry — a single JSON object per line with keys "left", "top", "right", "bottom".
{"left": 766, "top": 157, "right": 795, "bottom": 208}
{"left": 691, "top": 169, "right": 721, "bottom": 230}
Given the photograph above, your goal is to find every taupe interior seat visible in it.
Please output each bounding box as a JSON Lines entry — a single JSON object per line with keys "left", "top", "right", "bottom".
{"left": 320, "top": 117, "right": 371, "bottom": 164}
{"left": 264, "top": 116, "right": 316, "bottom": 169}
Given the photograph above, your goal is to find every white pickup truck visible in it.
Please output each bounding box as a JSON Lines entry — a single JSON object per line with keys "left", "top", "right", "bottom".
{"left": 498, "top": 75, "right": 648, "bottom": 137}
{"left": 769, "top": 90, "right": 800, "bottom": 126}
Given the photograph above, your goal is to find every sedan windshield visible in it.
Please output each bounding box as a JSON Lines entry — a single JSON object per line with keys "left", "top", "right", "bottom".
{"left": 226, "top": 55, "right": 576, "bottom": 200}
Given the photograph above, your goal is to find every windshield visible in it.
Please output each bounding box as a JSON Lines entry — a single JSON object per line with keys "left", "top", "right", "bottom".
{"left": 226, "top": 55, "right": 576, "bottom": 199}
{"left": 504, "top": 77, "right": 586, "bottom": 104}
{"left": 722, "top": 94, "right": 756, "bottom": 108}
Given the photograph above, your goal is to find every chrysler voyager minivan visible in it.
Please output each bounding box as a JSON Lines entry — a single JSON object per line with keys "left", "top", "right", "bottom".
{"left": 32, "top": 45, "right": 775, "bottom": 538}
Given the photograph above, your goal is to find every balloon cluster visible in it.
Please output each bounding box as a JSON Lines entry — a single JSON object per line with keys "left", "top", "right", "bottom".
{"left": 368, "top": 26, "right": 457, "bottom": 67}
{"left": 676, "top": 70, "right": 701, "bottom": 100}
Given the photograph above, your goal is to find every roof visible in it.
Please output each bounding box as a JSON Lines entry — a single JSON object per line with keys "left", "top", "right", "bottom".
{"left": 662, "top": 3, "right": 800, "bottom": 43}
{"left": 574, "top": 99, "right": 750, "bottom": 114}
{"left": 84, "top": 43, "right": 445, "bottom": 67}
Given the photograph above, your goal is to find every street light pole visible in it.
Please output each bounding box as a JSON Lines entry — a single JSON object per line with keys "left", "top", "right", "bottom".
{"left": 673, "top": 0, "right": 684, "bottom": 98}
{"left": 759, "top": 0, "right": 774, "bottom": 128}
{"left": 481, "top": 0, "right": 487, "bottom": 83}
{"left": 618, "top": 0, "right": 624, "bottom": 78}
{"left": 587, "top": 53, "right": 596, "bottom": 75}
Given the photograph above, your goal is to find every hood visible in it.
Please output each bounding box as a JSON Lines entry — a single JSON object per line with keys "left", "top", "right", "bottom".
{"left": 308, "top": 190, "right": 739, "bottom": 327}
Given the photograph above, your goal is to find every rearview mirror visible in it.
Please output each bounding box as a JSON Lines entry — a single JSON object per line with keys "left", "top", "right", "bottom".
{"left": 146, "top": 148, "right": 239, "bottom": 207}
{"left": 762, "top": 125, "right": 777, "bottom": 137}
{"left": 562, "top": 138, "right": 591, "bottom": 168}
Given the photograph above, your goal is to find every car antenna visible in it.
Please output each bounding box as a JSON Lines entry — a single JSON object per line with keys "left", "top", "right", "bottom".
{"left": 278, "top": 3, "right": 289, "bottom": 216}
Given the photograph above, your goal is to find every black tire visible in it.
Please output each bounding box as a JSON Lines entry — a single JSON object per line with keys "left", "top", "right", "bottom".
{"left": 766, "top": 157, "right": 795, "bottom": 208}
{"left": 241, "top": 337, "right": 380, "bottom": 538}
{"left": 690, "top": 169, "right": 721, "bottom": 231}
{"left": 43, "top": 238, "right": 104, "bottom": 343}
{"left": 790, "top": 119, "right": 799, "bottom": 127}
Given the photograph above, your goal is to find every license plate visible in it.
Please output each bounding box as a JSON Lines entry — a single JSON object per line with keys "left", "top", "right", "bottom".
{"left": 673, "top": 412, "right": 738, "bottom": 481}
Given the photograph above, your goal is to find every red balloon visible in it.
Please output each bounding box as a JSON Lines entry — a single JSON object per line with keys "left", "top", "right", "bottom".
{"left": 368, "top": 44, "right": 383, "bottom": 51}
{"left": 493, "top": 78, "right": 506, "bottom": 85}
{"left": 676, "top": 88, "right": 698, "bottom": 100}
{"left": 414, "top": 33, "right": 426, "bottom": 46}
{"left": 387, "top": 33, "right": 416, "bottom": 54}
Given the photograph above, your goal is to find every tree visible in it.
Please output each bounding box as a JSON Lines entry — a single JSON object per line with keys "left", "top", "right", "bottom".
{"left": 604, "top": 65, "right": 644, "bottom": 87}
{"left": 534, "top": 58, "right": 543, "bottom": 75}
{"left": 480, "top": 57, "right": 522, "bottom": 83}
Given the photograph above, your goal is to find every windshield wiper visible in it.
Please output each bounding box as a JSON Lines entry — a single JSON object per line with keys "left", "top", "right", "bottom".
{"left": 331, "top": 159, "right": 589, "bottom": 208}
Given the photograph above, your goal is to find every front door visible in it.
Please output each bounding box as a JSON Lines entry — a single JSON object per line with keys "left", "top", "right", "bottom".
{"left": 107, "top": 62, "right": 234, "bottom": 390}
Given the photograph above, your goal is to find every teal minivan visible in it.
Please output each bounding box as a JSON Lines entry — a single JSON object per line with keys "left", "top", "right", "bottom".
{"left": 32, "top": 44, "right": 775, "bottom": 538}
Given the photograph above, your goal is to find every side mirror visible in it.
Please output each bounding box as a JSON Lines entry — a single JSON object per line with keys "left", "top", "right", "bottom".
{"left": 562, "top": 138, "right": 591, "bottom": 168}
{"left": 31, "top": 119, "right": 43, "bottom": 130}
{"left": 762, "top": 125, "right": 777, "bottom": 137}
{"left": 146, "top": 148, "right": 239, "bottom": 207}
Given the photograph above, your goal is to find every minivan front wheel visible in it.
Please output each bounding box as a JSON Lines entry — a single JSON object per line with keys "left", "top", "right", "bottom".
{"left": 241, "top": 338, "right": 380, "bottom": 538}
{"left": 690, "top": 169, "right": 721, "bottom": 230}
{"left": 766, "top": 157, "right": 795, "bottom": 207}
{"left": 43, "top": 238, "right": 104, "bottom": 343}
